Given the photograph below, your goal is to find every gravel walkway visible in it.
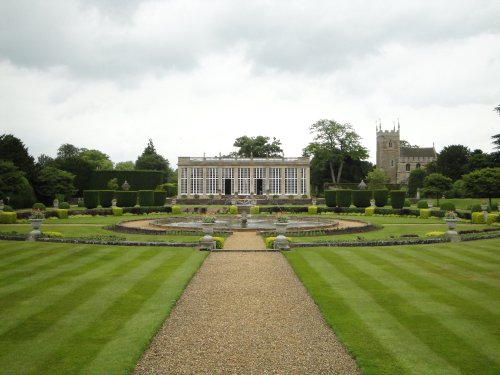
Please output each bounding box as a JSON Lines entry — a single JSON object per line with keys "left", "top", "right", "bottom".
{"left": 133, "top": 252, "right": 360, "bottom": 374}
{"left": 223, "top": 231, "right": 266, "bottom": 250}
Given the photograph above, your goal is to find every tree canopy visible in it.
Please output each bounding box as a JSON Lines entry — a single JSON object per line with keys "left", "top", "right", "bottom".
{"left": 366, "top": 168, "right": 388, "bottom": 190}
{"left": 407, "top": 168, "right": 426, "bottom": 197}
{"left": 0, "top": 160, "right": 25, "bottom": 200}
{"left": 135, "top": 139, "right": 173, "bottom": 180}
{"left": 0, "top": 134, "right": 36, "bottom": 178}
{"left": 436, "top": 145, "right": 471, "bottom": 181}
{"left": 232, "top": 136, "right": 283, "bottom": 158}
{"left": 115, "top": 161, "right": 135, "bottom": 170}
{"left": 462, "top": 167, "right": 500, "bottom": 208}
{"left": 35, "top": 166, "right": 76, "bottom": 201}
{"left": 423, "top": 173, "right": 452, "bottom": 205}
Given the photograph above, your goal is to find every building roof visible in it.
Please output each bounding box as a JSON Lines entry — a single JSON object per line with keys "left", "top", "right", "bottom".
{"left": 178, "top": 156, "right": 310, "bottom": 167}
{"left": 400, "top": 147, "right": 436, "bottom": 158}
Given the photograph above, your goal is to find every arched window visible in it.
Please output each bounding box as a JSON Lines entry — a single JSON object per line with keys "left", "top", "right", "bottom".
{"left": 388, "top": 141, "right": 393, "bottom": 148}
{"left": 416, "top": 163, "right": 421, "bottom": 169}
{"left": 406, "top": 163, "right": 411, "bottom": 171}
{"left": 391, "top": 160, "right": 394, "bottom": 167}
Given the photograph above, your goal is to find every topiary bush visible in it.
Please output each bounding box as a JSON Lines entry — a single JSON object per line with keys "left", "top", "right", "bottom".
{"left": 352, "top": 190, "right": 372, "bottom": 208}
{"left": 308, "top": 206, "right": 318, "bottom": 215}
{"left": 2, "top": 205, "right": 13, "bottom": 212}
{"left": 41, "top": 231, "right": 64, "bottom": 238}
{"left": 98, "top": 190, "right": 114, "bottom": 208}
{"left": 115, "top": 191, "right": 137, "bottom": 207}
{"left": 172, "top": 205, "right": 182, "bottom": 215}
{"left": 33, "top": 202, "right": 47, "bottom": 211}
{"left": 229, "top": 205, "right": 238, "bottom": 214}
{"left": 337, "top": 190, "right": 352, "bottom": 208}
{"left": 153, "top": 191, "right": 167, "bottom": 206}
{"left": 417, "top": 200, "right": 429, "bottom": 209}
{"left": 112, "top": 207, "right": 123, "bottom": 216}
{"left": 324, "top": 190, "right": 337, "bottom": 207}
{"left": 59, "top": 201, "right": 70, "bottom": 209}
{"left": 364, "top": 207, "right": 375, "bottom": 216}
{"left": 420, "top": 209, "right": 430, "bottom": 219}
{"left": 83, "top": 191, "right": 99, "bottom": 209}
{"left": 390, "top": 190, "right": 406, "bottom": 209}
{"left": 213, "top": 236, "right": 225, "bottom": 249}
{"left": 486, "top": 213, "right": 499, "bottom": 225}
{"left": 373, "top": 190, "right": 389, "bottom": 207}
{"left": 471, "top": 212, "right": 486, "bottom": 224}
{"left": 250, "top": 206, "right": 260, "bottom": 214}
{"left": 440, "top": 202, "right": 456, "bottom": 211}
{"left": 0, "top": 212, "right": 17, "bottom": 224}
{"left": 403, "top": 199, "right": 411, "bottom": 207}
{"left": 138, "top": 190, "right": 154, "bottom": 206}
{"left": 56, "top": 209, "right": 69, "bottom": 219}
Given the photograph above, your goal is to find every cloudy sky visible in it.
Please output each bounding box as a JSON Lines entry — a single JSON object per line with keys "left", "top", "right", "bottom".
{"left": 1, "top": 0, "right": 499, "bottom": 168}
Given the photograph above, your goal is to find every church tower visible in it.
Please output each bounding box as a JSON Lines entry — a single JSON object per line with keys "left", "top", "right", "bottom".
{"left": 376, "top": 122, "right": 400, "bottom": 184}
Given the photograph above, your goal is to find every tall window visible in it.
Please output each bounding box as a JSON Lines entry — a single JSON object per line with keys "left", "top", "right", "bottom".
{"left": 190, "top": 167, "right": 203, "bottom": 195}
{"left": 405, "top": 163, "right": 411, "bottom": 171}
{"left": 269, "top": 168, "right": 281, "bottom": 195}
{"left": 300, "top": 168, "right": 307, "bottom": 195}
{"left": 222, "top": 168, "right": 234, "bottom": 195}
{"left": 285, "top": 168, "right": 297, "bottom": 195}
{"left": 180, "top": 167, "right": 188, "bottom": 195}
{"left": 206, "top": 168, "right": 218, "bottom": 195}
{"left": 254, "top": 167, "right": 266, "bottom": 195}
{"left": 416, "top": 163, "right": 421, "bottom": 169}
{"left": 238, "top": 168, "right": 250, "bottom": 195}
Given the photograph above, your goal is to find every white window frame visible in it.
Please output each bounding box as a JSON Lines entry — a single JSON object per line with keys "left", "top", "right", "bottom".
{"left": 300, "top": 168, "right": 307, "bottom": 195}
{"left": 285, "top": 168, "right": 297, "bottom": 195}
{"left": 254, "top": 167, "right": 266, "bottom": 195}
{"left": 206, "top": 168, "right": 218, "bottom": 195}
{"left": 180, "top": 167, "right": 188, "bottom": 195}
{"left": 269, "top": 168, "right": 281, "bottom": 195}
{"left": 190, "top": 167, "right": 203, "bottom": 195}
{"left": 238, "top": 168, "right": 250, "bottom": 195}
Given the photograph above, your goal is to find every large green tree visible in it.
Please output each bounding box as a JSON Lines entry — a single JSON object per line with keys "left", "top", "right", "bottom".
{"left": 0, "top": 134, "right": 36, "bottom": 178}
{"left": 135, "top": 139, "right": 173, "bottom": 180}
{"left": 35, "top": 166, "right": 76, "bottom": 202}
{"left": 408, "top": 168, "right": 426, "bottom": 198}
{"left": 423, "top": 173, "right": 452, "bottom": 205}
{"left": 0, "top": 160, "right": 25, "bottom": 201}
{"left": 462, "top": 167, "right": 500, "bottom": 208}
{"left": 303, "top": 119, "right": 368, "bottom": 185}
{"left": 114, "top": 161, "right": 135, "bottom": 170}
{"left": 232, "top": 136, "right": 283, "bottom": 158}
{"left": 79, "top": 149, "right": 113, "bottom": 170}
{"left": 436, "top": 145, "right": 471, "bottom": 181}
{"left": 366, "top": 168, "right": 388, "bottom": 190}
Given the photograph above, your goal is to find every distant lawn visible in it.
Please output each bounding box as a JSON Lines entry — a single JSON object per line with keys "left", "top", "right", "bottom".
{"left": 0, "top": 241, "right": 206, "bottom": 375}
{"left": 285, "top": 239, "right": 500, "bottom": 375}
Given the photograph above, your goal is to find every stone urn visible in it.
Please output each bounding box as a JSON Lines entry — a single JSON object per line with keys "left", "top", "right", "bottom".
{"left": 201, "top": 222, "right": 215, "bottom": 235}
{"left": 370, "top": 199, "right": 376, "bottom": 208}
{"left": 444, "top": 218, "right": 458, "bottom": 230}
{"left": 275, "top": 222, "right": 288, "bottom": 235}
{"left": 480, "top": 203, "right": 489, "bottom": 212}
{"left": 29, "top": 218, "right": 43, "bottom": 231}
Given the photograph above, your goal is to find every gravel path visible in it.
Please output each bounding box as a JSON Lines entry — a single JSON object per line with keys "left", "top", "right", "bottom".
{"left": 223, "top": 231, "right": 266, "bottom": 250}
{"left": 133, "top": 252, "right": 360, "bottom": 374}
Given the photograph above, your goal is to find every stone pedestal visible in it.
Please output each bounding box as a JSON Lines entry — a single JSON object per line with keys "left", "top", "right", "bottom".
{"left": 199, "top": 235, "right": 216, "bottom": 251}
{"left": 446, "top": 231, "right": 461, "bottom": 242}
{"left": 274, "top": 235, "right": 290, "bottom": 250}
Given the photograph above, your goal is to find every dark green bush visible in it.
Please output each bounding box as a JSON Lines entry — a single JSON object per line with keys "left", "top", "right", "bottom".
{"left": 324, "top": 190, "right": 336, "bottom": 207}
{"left": 89, "top": 170, "right": 164, "bottom": 190}
{"left": 352, "top": 190, "right": 372, "bottom": 208}
{"left": 138, "top": 190, "right": 154, "bottom": 206}
{"left": 9, "top": 176, "right": 36, "bottom": 209}
{"left": 83, "top": 191, "right": 99, "bottom": 209}
{"left": 439, "top": 202, "right": 456, "bottom": 211}
{"left": 153, "top": 191, "right": 167, "bottom": 206}
{"left": 373, "top": 190, "right": 389, "bottom": 207}
{"left": 115, "top": 191, "right": 137, "bottom": 207}
{"left": 98, "top": 190, "right": 115, "bottom": 208}
{"left": 33, "top": 202, "right": 47, "bottom": 211}
{"left": 417, "top": 200, "right": 428, "bottom": 208}
{"left": 2, "top": 205, "right": 13, "bottom": 212}
{"left": 404, "top": 199, "right": 411, "bottom": 207}
{"left": 337, "top": 190, "right": 352, "bottom": 207}
{"left": 390, "top": 190, "right": 406, "bottom": 209}
{"left": 469, "top": 204, "right": 490, "bottom": 213}
{"left": 59, "top": 202, "right": 70, "bottom": 209}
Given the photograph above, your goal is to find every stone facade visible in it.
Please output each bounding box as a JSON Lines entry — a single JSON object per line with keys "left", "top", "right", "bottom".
{"left": 376, "top": 124, "right": 437, "bottom": 184}
{"left": 177, "top": 156, "right": 311, "bottom": 198}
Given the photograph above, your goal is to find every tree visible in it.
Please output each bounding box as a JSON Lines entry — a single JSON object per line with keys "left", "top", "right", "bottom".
{"left": 37, "top": 154, "right": 55, "bottom": 168}
{"left": 35, "top": 166, "right": 76, "bottom": 201}
{"left": 494, "top": 104, "right": 500, "bottom": 116}
{"left": 0, "top": 134, "right": 36, "bottom": 178}
{"left": 79, "top": 149, "right": 113, "bottom": 170}
{"left": 492, "top": 134, "right": 500, "bottom": 150}
{"left": 366, "top": 168, "right": 388, "bottom": 190}
{"left": 468, "top": 149, "right": 493, "bottom": 171}
{"left": 408, "top": 168, "right": 426, "bottom": 197}
{"left": 135, "top": 139, "right": 173, "bottom": 180}
{"left": 462, "top": 167, "right": 500, "bottom": 209}
{"left": 303, "top": 119, "right": 368, "bottom": 184}
{"left": 53, "top": 156, "right": 94, "bottom": 194}
{"left": 400, "top": 140, "right": 419, "bottom": 148}
{"left": 232, "top": 136, "right": 283, "bottom": 157}
{"left": 57, "top": 143, "right": 81, "bottom": 159}
{"left": 0, "top": 160, "right": 25, "bottom": 200}
{"left": 115, "top": 161, "right": 135, "bottom": 170}
{"left": 422, "top": 173, "right": 452, "bottom": 205}
{"left": 436, "top": 145, "right": 471, "bottom": 181}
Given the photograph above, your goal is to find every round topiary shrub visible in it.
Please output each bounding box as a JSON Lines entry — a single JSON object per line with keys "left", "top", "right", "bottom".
{"left": 2, "top": 204, "right": 13, "bottom": 212}
{"left": 337, "top": 190, "right": 352, "bottom": 208}
{"left": 373, "top": 190, "right": 389, "bottom": 207}
{"left": 58, "top": 201, "right": 70, "bottom": 209}
{"left": 439, "top": 202, "right": 456, "bottom": 211}
{"left": 417, "top": 200, "right": 428, "bottom": 209}
{"left": 33, "top": 202, "right": 46, "bottom": 211}
{"left": 324, "top": 190, "right": 336, "bottom": 207}
{"left": 404, "top": 199, "right": 411, "bottom": 207}
{"left": 83, "top": 190, "right": 99, "bottom": 209}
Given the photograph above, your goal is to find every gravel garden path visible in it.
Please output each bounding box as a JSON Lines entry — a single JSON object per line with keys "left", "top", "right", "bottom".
{"left": 133, "top": 250, "right": 360, "bottom": 374}
{"left": 223, "top": 231, "right": 267, "bottom": 250}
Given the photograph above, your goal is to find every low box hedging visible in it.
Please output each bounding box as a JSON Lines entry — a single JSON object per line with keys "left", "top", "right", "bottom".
{"left": 373, "top": 190, "right": 388, "bottom": 207}
{"left": 0, "top": 212, "right": 17, "bottom": 224}
{"left": 487, "top": 213, "right": 499, "bottom": 225}
{"left": 153, "top": 191, "right": 167, "bottom": 206}
{"left": 112, "top": 207, "right": 123, "bottom": 216}
{"left": 324, "top": 190, "right": 336, "bottom": 207}
{"left": 56, "top": 209, "right": 69, "bottom": 219}
{"left": 213, "top": 236, "right": 225, "bottom": 249}
{"left": 472, "top": 212, "right": 486, "bottom": 224}
{"left": 420, "top": 209, "right": 430, "bottom": 219}
{"left": 364, "top": 207, "right": 375, "bottom": 216}
{"left": 115, "top": 191, "right": 137, "bottom": 207}
{"left": 138, "top": 190, "right": 154, "bottom": 206}
{"left": 308, "top": 206, "right": 318, "bottom": 215}
{"left": 83, "top": 190, "right": 99, "bottom": 209}
{"left": 337, "top": 190, "right": 352, "bottom": 207}
{"left": 390, "top": 190, "right": 406, "bottom": 209}
{"left": 352, "top": 190, "right": 372, "bottom": 208}
{"left": 98, "top": 190, "right": 114, "bottom": 208}
{"left": 172, "top": 205, "right": 182, "bottom": 215}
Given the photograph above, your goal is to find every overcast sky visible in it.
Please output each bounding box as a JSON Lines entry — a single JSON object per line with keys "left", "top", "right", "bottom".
{"left": 1, "top": 0, "right": 499, "bottom": 168}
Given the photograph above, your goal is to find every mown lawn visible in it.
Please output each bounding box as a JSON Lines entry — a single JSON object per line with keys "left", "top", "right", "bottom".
{"left": 285, "top": 239, "right": 500, "bottom": 374}
{"left": 0, "top": 241, "right": 206, "bottom": 375}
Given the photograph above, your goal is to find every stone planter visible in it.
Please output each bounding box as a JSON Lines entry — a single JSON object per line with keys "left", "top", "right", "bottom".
{"left": 29, "top": 218, "right": 43, "bottom": 231}
{"left": 275, "top": 222, "right": 288, "bottom": 235}
{"left": 201, "top": 222, "right": 215, "bottom": 235}
{"left": 444, "top": 218, "right": 458, "bottom": 230}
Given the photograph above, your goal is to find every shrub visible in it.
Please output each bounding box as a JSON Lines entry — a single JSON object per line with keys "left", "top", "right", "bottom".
{"left": 364, "top": 207, "right": 375, "bottom": 216}
{"left": 425, "top": 231, "right": 446, "bottom": 237}
{"left": 115, "top": 191, "right": 137, "bottom": 207}
{"left": 229, "top": 205, "right": 238, "bottom": 214}
{"left": 471, "top": 212, "right": 486, "bottom": 224}
{"left": 9, "top": 176, "right": 36, "bottom": 209}
{"left": 112, "top": 207, "right": 123, "bottom": 216}
{"left": 390, "top": 190, "right": 406, "bottom": 209}
{"left": 352, "top": 190, "right": 372, "bottom": 208}
{"left": 324, "top": 190, "right": 336, "bottom": 207}
{"left": 0, "top": 212, "right": 17, "bottom": 224}
{"left": 153, "top": 191, "right": 167, "bottom": 206}
{"left": 308, "top": 206, "right": 318, "bottom": 215}
{"left": 56, "top": 209, "right": 69, "bottom": 219}
{"left": 440, "top": 202, "right": 456, "bottom": 211}
{"left": 2, "top": 205, "right": 13, "bottom": 212}
{"left": 89, "top": 170, "right": 165, "bottom": 190}
{"left": 486, "top": 214, "right": 499, "bottom": 225}
{"left": 417, "top": 200, "right": 429, "bottom": 209}
{"left": 77, "top": 198, "right": 85, "bottom": 208}
{"left": 33, "top": 202, "right": 47, "bottom": 211}
{"left": 250, "top": 206, "right": 260, "bottom": 214}
{"left": 403, "top": 199, "right": 411, "bottom": 207}
{"left": 42, "top": 231, "right": 64, "bottom": 238}
{"left": 138, "top": 190, "right": 154, "bottom": 206}
{"left": 59, "top": 201, "right": 70, "bottom": 209}
{"left": 172, "top": 205, "right": 182, "bottom": 215}
{"left": 83, "top": 190, "right": 99, "bottom": 209}
{"left": 213, "top": 236, "right": 225, "bottom": 249}
{"left": 337, "top": 190, "right": 352, "bottom": 207}
{"left": 420, "top": 209, "right": 430, "bottom": 219}
{"left": 163, "top": 183, "right": 178, "bottom": 197}
{"left": 98, "top": 190, "right": 115, "bottom": 208}
{"left": 373, "top": 190, "right": 389, "bottom": 207}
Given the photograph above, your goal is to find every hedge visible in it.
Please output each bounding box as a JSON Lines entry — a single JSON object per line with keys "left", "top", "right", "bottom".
{"left": 59, "top": 202, "right": 70, "bottom": 209}
{"left": 83, "top": 190, "right": 99, "bottom": 209}
{"left": 337, "top": 190, "right": 352, "bottom": 207}
{"left": 308, "top": 206, "right": 318, "bottom": 215}
{"left": 153, "top": 191, "right": 167, "bottom": 206}
{"left": 250, "top": 206, "right": 260, "bottom": 214}
{"left": 352, "top": 190, "right": 372, "bottom": 208}
{"left": 487, "top": 213, "right": 499, "bottom": 225}
{"left": 98, "top": 190, "right": 114, "bottom": 208}
{"left": 163, "top": 183, "right": 178, "bottom": 197}
{"left": 89, "top": 170, "right": 165, "bottom": 190}
{"left": 229, "top": 205, "right": 238, "bottom": 214}
{"left": 373, "top": 190, "right": 389, "bottom": 207}
{"left": 0, "top": 212, "right": 17, "bottom": 224}
{"left": 420, "top": 209, "right": 430, "bottom": 219}
{"left": 56, "top": 209, "right": 69, "bottom": 219}
{"left": 324, "top": 190, "right": 337, "bottom": 207}
{"left": 390, "top": 190, "right": 406, "bottom": 209}
{"left": 417, "top": 200, "right": 429, "bottom": 209}
{"left": 115, "top": 191, "right": 138, "bottom": 207}
{"left": 440, "top": 202, "right": 456, "bottom": 211}
{"left": 365, "top": 207, "right": 375, "bottom": 216}
{"left": 172, "top": 206, "right": 182, "bottom": 215}
{"left": 138, "top": 190, "right": 154, "bottom": 206}
{"left": 471, "top": 212, "right": 486, "bottom": 224}
{"left": 112, "top": 207, "right": 123, "bottom": 216}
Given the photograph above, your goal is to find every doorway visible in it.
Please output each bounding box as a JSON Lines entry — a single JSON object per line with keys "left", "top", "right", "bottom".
{"left": 224, "top": 179, "right": 232, "bottom": 195}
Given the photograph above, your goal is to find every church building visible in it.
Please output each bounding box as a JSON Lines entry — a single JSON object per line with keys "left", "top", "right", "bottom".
{"left": 376, "top": 123, "right": 437, "bottom": 184}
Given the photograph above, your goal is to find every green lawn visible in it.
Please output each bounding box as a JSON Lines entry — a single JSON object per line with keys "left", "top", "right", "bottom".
{"left": 0, "top": 241, "right": 207, "bottom": 375}
{"left": 285, "top": 239, "right": 500, "bottom": 375}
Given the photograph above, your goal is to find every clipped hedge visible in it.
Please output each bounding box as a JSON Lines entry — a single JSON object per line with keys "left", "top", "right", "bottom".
{"left": 112, "top": 207, "right": 123, "bottom": 216}
{"left": 364, "top": 207, "right": 375, "bottom": 216}
{"left": 352, "top": 190, "right": 372, "bottom": 208}
{"left": 487, "top": 213, "right": 499, "bottom": 225}
{"left": 115, "top": 191, "right": 138, "bottom": 207}
{"left": 138, "top": 190, "right": 154, "bottom": 206}
{"left": 98, "top": 190, "right": 114, "bottom": 208}
{"left": 229, "top": 205, "right": 238, "bottom": 214}
{"left": 59, "top": 202, "right": 70, "bottom": 209}
{"left": 213, "top": 236, "right": 225, "bottom": 249}
{"left": 33, "top": 202, "right": 47, "bottom": 211}
{"left": 440, "top": 202, "right": 456, "bottom": 211}
{"left": 337, "top": 190, "right": 352, "bottom": 208}
{"left": 390, "top": 190, "right": 406, "bottom": 209}
{"left": 89, "top": 170, "right": 165, "bottom": 190}
{"left": 373, "top": 190, "right": 389, "bottom": 207}
{"left": 172, "top": 206, "right": 182, "bottom": 215}
{"left": 56, "top": 209, "right": 69, "bottom": 219}
{"left": 324, "top": 190, "right": 337, "bottom": 207}
{"left": 83, "top": 190, "right": 99, "bottom": 209}
{"left": 308, "top": 206, "right": 318, "bottom": 215}
{"left": 250, "top": 206, "right": 260, "bottom": 214}
{"left": 265, "top": 236, "right": 292, "bottom": 249}
{"left": 153, "top": 191, "right": 167, "bottom": 206}
{"left": 471, "top": 212, "right": 486, "bottom": 224}
{"left": 417, "top": 200, "right": 429, "bottom": 209}
{"left": 0, "top": 212, "right": 17, "bottom": 224}
{"left": 420, "top": 209, "right": 430, "bottom": 219}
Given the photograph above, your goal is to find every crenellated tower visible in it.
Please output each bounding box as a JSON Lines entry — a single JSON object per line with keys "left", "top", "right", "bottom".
{"left": 376, "top": 122, "right": 400, "bottom": 184}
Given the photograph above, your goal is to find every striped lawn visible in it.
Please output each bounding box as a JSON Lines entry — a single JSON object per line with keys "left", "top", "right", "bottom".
{"left": 0, "top": 241, "right": 207, "bottom": 375}
{"left": 285, "top": 238, "right": 500, "bottom": 375}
